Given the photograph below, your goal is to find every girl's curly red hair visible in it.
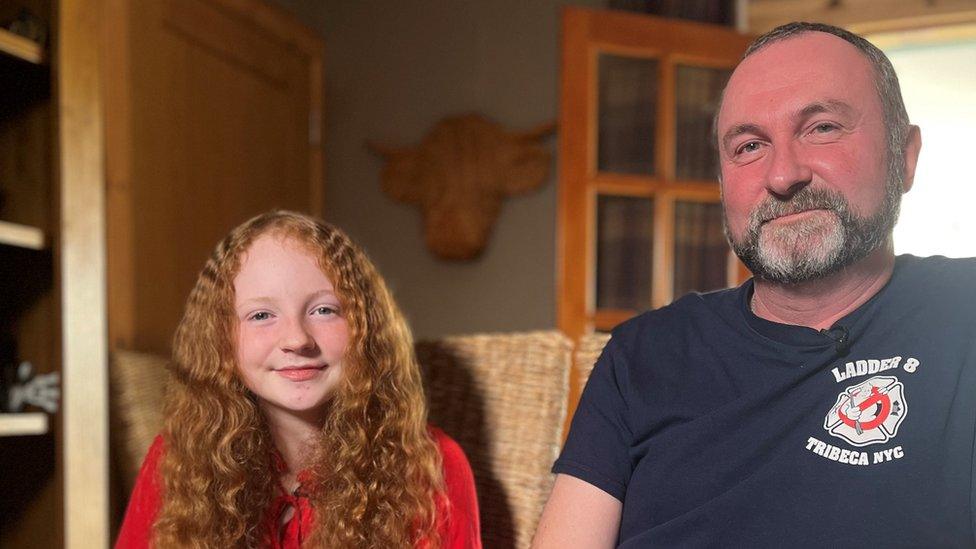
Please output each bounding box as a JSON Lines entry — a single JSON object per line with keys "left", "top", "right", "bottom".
{"left": 154, "top": 211, "right": 443, "bottom": 548}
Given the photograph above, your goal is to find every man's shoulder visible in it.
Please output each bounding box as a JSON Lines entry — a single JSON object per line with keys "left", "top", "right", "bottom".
{"left": 897, "top": 253, "right": 976, "bottom": 270}
{"left": 610, "top": 285, "right": 743, "bottom": 347}
{"left": 894, "top": 254, "right": 976, "bottom": 292}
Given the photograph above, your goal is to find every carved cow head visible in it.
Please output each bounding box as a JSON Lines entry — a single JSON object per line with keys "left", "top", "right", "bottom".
{"left": 369, "top": 113, "right": 555, "bottom": 260}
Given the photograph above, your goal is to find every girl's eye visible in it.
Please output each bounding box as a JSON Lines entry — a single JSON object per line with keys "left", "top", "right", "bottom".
{"left": 248, "top": 311, "right": 272, "bottom": 321}
{"left": 312, "top": 305, "right": 339, "bottom": 316}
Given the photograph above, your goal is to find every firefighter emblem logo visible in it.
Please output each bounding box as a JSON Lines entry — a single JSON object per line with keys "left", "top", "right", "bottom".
{"left": 824, "top": 376, "right": 907, "bottom": 447}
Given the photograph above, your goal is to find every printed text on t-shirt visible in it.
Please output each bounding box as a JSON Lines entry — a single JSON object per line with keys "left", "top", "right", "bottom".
{"left": 831, "top": 356, "right": 920, "bottom": 382}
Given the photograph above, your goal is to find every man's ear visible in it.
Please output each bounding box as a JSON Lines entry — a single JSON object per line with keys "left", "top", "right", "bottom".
{"left": 901, "top": 125, "right": 922, "bottom": 193}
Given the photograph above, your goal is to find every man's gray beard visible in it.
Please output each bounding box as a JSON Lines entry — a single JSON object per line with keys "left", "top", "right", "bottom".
{"left": 725, "top": 178, "right": 902, "bottom": 285}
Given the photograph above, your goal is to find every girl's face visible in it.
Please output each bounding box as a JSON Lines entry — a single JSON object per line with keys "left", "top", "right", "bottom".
{"left": 232, "top": 233, "right": 350, "bottom": 422}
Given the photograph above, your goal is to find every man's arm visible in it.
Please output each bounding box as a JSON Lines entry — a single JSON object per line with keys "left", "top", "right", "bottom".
{"left": 531, "top": 474, "right": 622, "bottom": 549}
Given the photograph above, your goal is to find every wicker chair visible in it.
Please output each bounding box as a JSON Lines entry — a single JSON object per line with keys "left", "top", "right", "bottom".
{"left": 110, "top": 349, "right": 169, "bottom": 494}
{"left": 417, "top": 330, "right": 572, "bottom": 549}
{"left": 573, "top": 332, "right": 612, "bottom": 389}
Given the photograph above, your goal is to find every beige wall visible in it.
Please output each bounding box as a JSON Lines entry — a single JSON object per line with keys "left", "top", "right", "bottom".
{"left": 270, "top": 0, "right": 602, "bottom": 338}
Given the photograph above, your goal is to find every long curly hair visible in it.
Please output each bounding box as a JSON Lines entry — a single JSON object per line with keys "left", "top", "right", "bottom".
{"left": 154, "top": 211, "right": 444, "bottom": 548}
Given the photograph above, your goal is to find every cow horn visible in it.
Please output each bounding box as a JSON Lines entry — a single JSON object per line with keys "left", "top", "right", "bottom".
{"left": 365, "top": 141, "right": 405, "bottom": 158}
{"left": 514, "top": 120, "right": 557, "bottom": 141}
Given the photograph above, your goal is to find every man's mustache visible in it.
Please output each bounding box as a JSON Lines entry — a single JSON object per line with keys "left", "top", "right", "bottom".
{"left": 750, "top": 187, "right": 848, "bottom": 226}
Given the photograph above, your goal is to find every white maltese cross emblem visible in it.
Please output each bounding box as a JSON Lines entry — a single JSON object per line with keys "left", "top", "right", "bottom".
{"left": 824, "top": 375, "right": 907, "bottom": 447}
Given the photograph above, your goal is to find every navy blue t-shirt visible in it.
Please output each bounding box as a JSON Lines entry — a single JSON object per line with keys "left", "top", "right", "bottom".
{"left": 555, "top": 255, "right": 976, "bottom": 547}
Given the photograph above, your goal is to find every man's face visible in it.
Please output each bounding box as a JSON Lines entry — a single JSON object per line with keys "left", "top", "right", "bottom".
{"left": 716, "top": 32, "right": 903, "bottom": 284}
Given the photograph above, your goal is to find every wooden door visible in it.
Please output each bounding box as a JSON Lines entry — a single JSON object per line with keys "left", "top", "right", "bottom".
{"left": 558, "top": 8, "right": 752, "bottom": 342}
{"left": 104, "top": 0, "right": 324, "bottom": 355}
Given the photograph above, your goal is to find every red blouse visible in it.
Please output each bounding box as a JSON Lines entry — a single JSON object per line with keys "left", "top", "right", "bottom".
{"left": 115, "top": 427, "right": 481, "bottom": 548}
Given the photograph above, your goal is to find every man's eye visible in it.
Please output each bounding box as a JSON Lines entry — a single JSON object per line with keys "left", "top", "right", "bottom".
{"left": 736, "top": 141, "right": 761, "bottom": 155}
{"left": 813, "top": 122, "right": 838, "bottom": 133}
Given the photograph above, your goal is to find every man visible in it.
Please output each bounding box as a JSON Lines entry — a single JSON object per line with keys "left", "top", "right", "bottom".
{"left": 533, "top": 22, "right": 976, "bottom": 547}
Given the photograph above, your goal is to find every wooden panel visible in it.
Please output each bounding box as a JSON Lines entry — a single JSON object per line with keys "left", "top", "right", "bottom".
{"left": 105, "top": 0, "right": 324, "bottom": 354}
{"left": 656, "top": 56, "right": 675, "bottom": 182}
{"left": 59, "top": 0, "right": 110, "bottom": 547}
{"left": 592, "top": 308, "right": 638, "bottom": 332}
{"left": 748, "top": 0, "right": 976, "bottom": 34}
{"left": 585, "top": 8, "right": 755, "bottom": 61}
{"left": 104, "top": 0, "right": 135, "bottom": 363}
{"left": 556, "top": 7, "right": 593, "bottom": 343}
{"left": 163, "top": 0, "right": 293, "bottom": 85}
{"left": 592, "top": 173, "right": 720, "bottom": 196}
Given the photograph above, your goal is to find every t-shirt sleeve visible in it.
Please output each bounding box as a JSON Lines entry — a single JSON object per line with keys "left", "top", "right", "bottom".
{"left": 432, "top": 427, "right": 482, "bottom": 549}
{"left": 552, "top": 338, "right": 633, "bottom": 502}
{"left": 115, "top": 434, "right": 165, "bottom": 549}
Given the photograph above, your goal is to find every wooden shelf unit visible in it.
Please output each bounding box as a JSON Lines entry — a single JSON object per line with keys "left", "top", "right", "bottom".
{"left": 0, "top": 3, "right": 62, "bottom": 549}
{"left": 0, "top": 27, "right": 45, "bottom": 65}
{"left": 0, "top": 412, "right": 49, "bottom": 436}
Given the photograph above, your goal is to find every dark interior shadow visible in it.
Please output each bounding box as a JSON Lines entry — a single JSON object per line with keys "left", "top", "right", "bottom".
{"left": 417, "top": 341, "right": 516, "bottom": 549}
{"left": 0, "top": 432, "right": 56, "bottom": 538}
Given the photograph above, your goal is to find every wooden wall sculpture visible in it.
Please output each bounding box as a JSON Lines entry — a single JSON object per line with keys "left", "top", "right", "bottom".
{"left": 369, "top": 114, "right": 555, "bottom": 260}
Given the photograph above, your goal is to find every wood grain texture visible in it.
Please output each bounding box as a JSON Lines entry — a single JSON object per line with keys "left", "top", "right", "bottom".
{"left": 59, "top": 0, "right": 110, "bottom": 546}
{"left": 556, "top": 7, "right": 592, "bottom": 344}
{"left": 105, "top": 0, "right": 324, "bottom": 355}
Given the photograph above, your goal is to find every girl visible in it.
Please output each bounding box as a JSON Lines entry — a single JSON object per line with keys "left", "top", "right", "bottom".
{"left": 117, "top": 211, "right": 481, "bottom": 548}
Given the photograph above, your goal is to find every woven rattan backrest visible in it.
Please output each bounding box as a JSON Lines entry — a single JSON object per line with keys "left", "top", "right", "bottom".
{"left": 111, "top": 349, "right": 169, "bottom": 492}
{"left": 574, "top": 332, "right": 612, "bottom": 390}
{"left": 417, "top": 330, "right": 572, "bottom": 549}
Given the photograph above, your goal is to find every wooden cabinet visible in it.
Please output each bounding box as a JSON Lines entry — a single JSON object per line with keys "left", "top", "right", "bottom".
{"left": 1, "top": 0, "right": 323, "bottom": 546}
{"left": 104, "top": 0, "right": 324, "bottom": 356}
{"left": 556, "top": 8, "right": 753, "bottom": 431}
{"left": 557, "top": 8, "right": 753, "bottom": 341}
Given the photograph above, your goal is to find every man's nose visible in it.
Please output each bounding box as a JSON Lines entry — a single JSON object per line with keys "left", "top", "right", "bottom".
{"left": 764, "top": 143, "right": 812, "bottom": 198}
{"left": 279, "top": 318, "right": 316, "bottom": 353}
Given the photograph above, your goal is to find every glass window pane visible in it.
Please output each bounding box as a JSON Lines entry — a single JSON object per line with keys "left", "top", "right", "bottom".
{"left": 887, "top": 38, "right": 976, "bottom": 257}
{"left": 674, "top": 65, "right": 731, "bottom": 180}
{"left": 596, "top": 195, "right": 653, "bottom": 310}
{"left": 597, "top": 54, "right": 658, "bottom": 175}
{"left": 672, "top": 200, "right": 728, "bottom": 298}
